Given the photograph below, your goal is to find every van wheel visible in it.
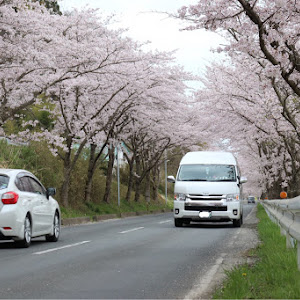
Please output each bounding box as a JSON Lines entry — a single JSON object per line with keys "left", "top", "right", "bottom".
{"left": 174, "top": 218, "right": 183, "bottom": 227}
{"left": 233, "top": 217, "right": 242, "bottom": 227}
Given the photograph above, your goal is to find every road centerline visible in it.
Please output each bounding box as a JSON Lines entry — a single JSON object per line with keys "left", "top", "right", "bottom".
{"left": 33, "top": 241, "right": 91, "bottom": 255}
{"left": 159, "top": 220, "right": 172, "bottom": 224}
{"left": 119, "top": 227, "right": 144, "bottom": 234}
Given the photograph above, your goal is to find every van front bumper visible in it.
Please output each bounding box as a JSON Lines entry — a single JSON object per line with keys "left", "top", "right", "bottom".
{"left": 174, "top": 200, "right": 241, "bottom": 221}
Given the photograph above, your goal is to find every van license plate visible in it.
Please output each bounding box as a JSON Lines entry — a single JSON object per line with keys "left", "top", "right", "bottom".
{"left": 199, "top": 211, "right": 211, "bottom": 218}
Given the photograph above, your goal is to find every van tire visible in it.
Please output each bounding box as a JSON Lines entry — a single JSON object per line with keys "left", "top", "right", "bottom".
{"left": 174, "top": 218, "right": 183, "bottom": 227}
{"left": 233, "top": 216, "right": 242, "bottom": 227}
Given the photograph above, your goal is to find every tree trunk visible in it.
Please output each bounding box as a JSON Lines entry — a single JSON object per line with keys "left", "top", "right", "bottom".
{"left": 134, "top": 180, "right": 141, "bottom": 202}
{"left": 134, "top": 154, "right": 141, "bottom": 202}
{"left": 287, "top": 171, "right": 300, "bottom": 198}
{"left": 125, "top": 158, "right": 134, "bottom": 202}
{"left": 152, "top": 165, "right": 160, "bottom": 202}
{"left": 103, "top": 146, "right": 115, "bottom": 203}
{"left": 58, "top": 133, "right": 89, "bottom": 207}
{"left": 84, "top": 144, "right": 97, "bottom": 203}
{"left": 145, "top": 171, "right": 151, "bottom": 203}
{"left": 60, "top": 152, "right": 72, "bottom": 207}
{"left": 84, "top": 141, "right": 108, "bottom": 203}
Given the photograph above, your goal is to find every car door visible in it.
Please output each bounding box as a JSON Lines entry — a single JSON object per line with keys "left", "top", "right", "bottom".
{"left": 27, "top": 177, "right": 53, "bottom": 234}
{"left": 16, "top": 176, "right": 42, "bottom": 236}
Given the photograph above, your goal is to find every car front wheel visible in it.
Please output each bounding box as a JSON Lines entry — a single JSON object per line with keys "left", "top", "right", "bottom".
{"left": 46, "top": 212, "right": 60, "bottom": 242}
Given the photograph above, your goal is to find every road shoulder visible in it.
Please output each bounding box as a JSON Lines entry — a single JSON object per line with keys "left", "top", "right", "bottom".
{"left": 185, "top": 205, "right": 260, "bottom": 299}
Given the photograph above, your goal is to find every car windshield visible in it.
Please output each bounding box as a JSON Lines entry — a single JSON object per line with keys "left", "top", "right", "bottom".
{"left": 177, "top": 164, "right": 236, "bottom": 182}
{"left": 0, "top": 175, "right": 9, "bottom": 190}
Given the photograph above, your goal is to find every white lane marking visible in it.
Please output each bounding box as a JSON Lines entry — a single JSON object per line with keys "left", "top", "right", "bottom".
{"left": 119, "top": 227, "right": 144, "bottom": 234}
{"left": 185, "top": 253, "right": 226, "bottom": 299}
{"left": 159, "top": 220, "right": 172, "bottom": 224}
{"left": 33, "top": 241, "right": 91, "bottom": 255}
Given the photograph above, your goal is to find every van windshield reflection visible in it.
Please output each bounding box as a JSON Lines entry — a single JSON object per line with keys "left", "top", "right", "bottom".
{"left": 177, "top": 164, "right": 236, "bottom": 182}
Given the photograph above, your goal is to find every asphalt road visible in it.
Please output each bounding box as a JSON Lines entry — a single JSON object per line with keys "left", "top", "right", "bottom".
{"left": 0, "top": 204, "right": 255, "bottom": 299}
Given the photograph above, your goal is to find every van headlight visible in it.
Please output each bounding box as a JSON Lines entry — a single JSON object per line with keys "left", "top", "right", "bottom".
{"left": 174, "top": 193, "right": 186, "bottom": 201}
{"left": 225, "top": 194, "right": 239, "bottom": 202}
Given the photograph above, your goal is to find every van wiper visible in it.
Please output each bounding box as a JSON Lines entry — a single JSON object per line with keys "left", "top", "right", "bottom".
{"left": 181, "top": 179, "right": 208, "bottom": 181}
{"left": 218, "top": 179, "right": 234, "bottom": 182}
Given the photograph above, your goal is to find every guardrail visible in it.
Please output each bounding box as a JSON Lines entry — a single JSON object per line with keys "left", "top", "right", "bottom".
{"left": 261, "top": 197, "right": 300, "bottom": 270}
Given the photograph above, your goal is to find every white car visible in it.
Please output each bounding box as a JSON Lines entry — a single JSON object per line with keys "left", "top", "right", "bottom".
{"left": 0, "top": 169, "right": 60, "bottom": 247}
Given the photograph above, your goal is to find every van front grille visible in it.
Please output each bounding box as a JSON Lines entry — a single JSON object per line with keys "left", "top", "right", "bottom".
{"left": 188, "top": 194, "right": 224, "bottom": 201}
{"left": 185, "top": 205, "right": 227, "bottom": 211}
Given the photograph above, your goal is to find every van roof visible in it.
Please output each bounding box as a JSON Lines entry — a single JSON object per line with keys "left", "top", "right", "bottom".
{"left": 180, "top": 151, "right": 237, "bottom": 165}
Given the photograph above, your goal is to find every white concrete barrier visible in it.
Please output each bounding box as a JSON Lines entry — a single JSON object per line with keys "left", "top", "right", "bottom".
{"left": 261, "top": 197, "right": 300, "bottom": 271}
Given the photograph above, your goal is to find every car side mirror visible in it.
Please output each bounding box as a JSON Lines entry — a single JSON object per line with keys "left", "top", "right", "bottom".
{"left": 46, "top": 187, "right": 56, "bottom": 199}
{"left": 167, "top": 175, "right": 176, "bottom": 183}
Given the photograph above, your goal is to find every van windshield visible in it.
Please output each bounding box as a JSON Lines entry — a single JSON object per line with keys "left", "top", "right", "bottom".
{"left": 177, "top": 164, "right": 236, "bottom": 182}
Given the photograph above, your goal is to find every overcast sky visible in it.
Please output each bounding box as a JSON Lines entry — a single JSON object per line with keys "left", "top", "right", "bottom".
{"left": 58, "top": 0, "right": 225, "bottom": 85}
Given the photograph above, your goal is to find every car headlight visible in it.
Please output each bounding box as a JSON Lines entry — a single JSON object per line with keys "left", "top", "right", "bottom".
{"left": 225, "top": 194, "right": 239, "bottom": 202}
{"left": 174, "top": 193, "right": 186, "bottom": 201}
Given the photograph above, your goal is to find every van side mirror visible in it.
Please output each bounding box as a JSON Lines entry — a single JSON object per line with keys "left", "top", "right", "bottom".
{"left": 167, "top": 175, "right": 176, "bottom": 183}
{"left": 46, "top": 187, "right": 56, "bottom": 199}
{"left": 239, "top": 177, "right": 247, "bottom": 184}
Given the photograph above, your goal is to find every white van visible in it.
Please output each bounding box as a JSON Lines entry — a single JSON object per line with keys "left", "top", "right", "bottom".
{"left": 168, "top": 151, "right": 247, "bottom": 227}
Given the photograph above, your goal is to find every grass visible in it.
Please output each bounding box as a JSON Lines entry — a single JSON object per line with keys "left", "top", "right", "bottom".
{"left": 213, "top": 204, "right": 300, "bottom": 299}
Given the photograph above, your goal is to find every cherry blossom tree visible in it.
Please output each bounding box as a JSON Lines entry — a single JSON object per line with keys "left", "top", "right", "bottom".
{"left": 1, "top": 1, "right": 110, "bottom": 130}
{"left": 3, "top": 1, "right": 203, "bottom": 207}
{"left": 120, "top": 66, "right": 200, "bottom": 203}
{"left": 91, "top": 61, "right": 198, "bottom": 204}
{"left": 178, "top": 0, "right": 300, "bottom": 96}
{"left": 193, "top": 57, "right": 300, "bottom": 197}
{"left": 1, "top": 0, "right": 54, "bottom": 126}
{"left": 7, "top": 5, "right": 151, "bottom": 206}
{"left": 25, "top": 8, "right": 197, "bottom": 207}
{"left": 177, "top": 0, "right": 300, "bottom": 197}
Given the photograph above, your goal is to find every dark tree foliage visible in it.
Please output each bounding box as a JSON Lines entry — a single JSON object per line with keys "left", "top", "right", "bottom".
{"left": 9, "top": 0, "right": 62, "bottom": 15}
{"left": 39, "top": 0, "right": 62, "bottom": 15}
